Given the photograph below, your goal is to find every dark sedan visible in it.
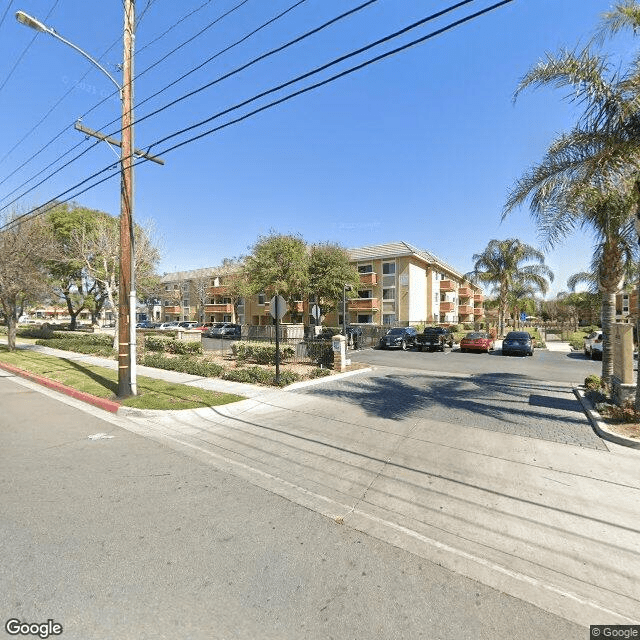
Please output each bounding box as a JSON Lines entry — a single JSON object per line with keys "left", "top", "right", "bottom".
{"left": 501, "top": 331, "right": 534, "bottom": 356}
{"left": 379, "top": 327, "right": 418, "bottom": 350}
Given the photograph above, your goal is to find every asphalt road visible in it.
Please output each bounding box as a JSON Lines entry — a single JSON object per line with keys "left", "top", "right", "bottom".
{"left": 0, "top": 372, "right": 591, "bottom": 640}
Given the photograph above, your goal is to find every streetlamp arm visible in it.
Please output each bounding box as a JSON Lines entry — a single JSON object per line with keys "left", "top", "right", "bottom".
{"left": 15, "top": 10, "right": 122, "bottom": 97}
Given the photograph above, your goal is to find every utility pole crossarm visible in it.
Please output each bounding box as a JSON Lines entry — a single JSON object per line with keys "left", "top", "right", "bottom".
{"left": 74, "top": 121, "right": 165, "bottom": 165}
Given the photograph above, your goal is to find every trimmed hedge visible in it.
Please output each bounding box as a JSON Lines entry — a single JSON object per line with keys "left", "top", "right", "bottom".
{"left": 232, "top": 342, "right": 295, "bottom": 364}
{"left": 144, "top": 335, "right": 202, "bottom": 355}
{"left": 141, "top": 353, "right": 223, "bottom": 377}
{"left": 35, "top": 338, "right": 114, "bottom": 357}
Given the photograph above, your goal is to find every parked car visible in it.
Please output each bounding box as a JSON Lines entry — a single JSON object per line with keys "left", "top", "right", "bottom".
{"left": 178, "top": 321, "right": 199, "bottom": 329}
{"left": 586, "top": 332, "right": 604, "bottom": 360}
{"left": 157, "top": 321, "right": 179, "bottom": 331}
{"left": 378, "top": 326, "right": 418, "bottom": 350}
{"left": 459, "top": 331, "right": 494, "bottom": 353}
{"left": 135, "top": 320, "right": 156, "bottom": 329}
{"left": 203, "top": 322, "right": 241, "bottom": 339}
{"left": 583, "top": 331, "right": 603, "bottom": 358}
{"left": 414, "top": 326, "right": 455, "bottom": 352}
{"left": 501, "top": 331, "right": 534, "bottom": 356}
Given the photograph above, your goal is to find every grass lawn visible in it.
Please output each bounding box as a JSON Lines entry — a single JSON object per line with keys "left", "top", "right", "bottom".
{"left": 0, "top": 347, "right": 244, "bottom": 410}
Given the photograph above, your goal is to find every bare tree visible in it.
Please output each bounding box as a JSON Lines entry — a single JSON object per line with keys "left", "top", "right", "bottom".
{"left": 0, "top": 212, "right": 57, "bottom": 350}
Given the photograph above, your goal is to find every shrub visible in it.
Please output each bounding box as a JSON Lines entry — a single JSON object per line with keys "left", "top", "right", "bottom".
{"left": 35, "top": 338, "right": 114, "bottom": 357}
{"left": 275, "top": 371, "right": 301, "bottom": 387}
{"left": 145, "top": 336, "right": 172, "bottom": 352}
{"left": 584, "top": 374, "right": 602, "bottom": 391}
{"left": 231, "top": 342, "right": 295, "bottom": 364}
{"left": 141, "top": 353, "right": 223, "bottom": 377}
{"left": 311, "top": 367, "right": 332, "bottom": 378}
{"left": 305, "top": 341, "right": 333, "bottom": 367}
{"left": 222, "top": 366, "right": 272, "bottom": 384}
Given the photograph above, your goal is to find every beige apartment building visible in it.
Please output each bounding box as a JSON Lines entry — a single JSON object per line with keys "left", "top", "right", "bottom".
{"left": 327, "top": 241, "right": 483, "bottom": 327}
{"left": 159, "top": 241, "right": 483, "bottom": 327}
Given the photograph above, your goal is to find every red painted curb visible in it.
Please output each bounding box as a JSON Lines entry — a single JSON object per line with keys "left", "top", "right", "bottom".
{"left": 0, "top": 360, "right": 121, "bottom": 414}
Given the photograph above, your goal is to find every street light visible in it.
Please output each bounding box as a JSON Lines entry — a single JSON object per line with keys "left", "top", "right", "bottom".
{"left": 16, "top": 5, "right": 137, "bottom": 397}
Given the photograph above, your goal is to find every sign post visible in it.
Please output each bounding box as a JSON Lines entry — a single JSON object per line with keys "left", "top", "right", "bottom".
{"left": 269, "top": 294, "right": 287, "bottom": 385}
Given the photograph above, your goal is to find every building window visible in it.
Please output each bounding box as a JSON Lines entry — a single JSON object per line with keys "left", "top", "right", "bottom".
{"left": 358, "top": 264, "right": 373, "bottom": 273}
{"left": 382, "top": 288, "right": 395, "bottom": 300}
{"left": 164, "top": 285, "right": 169, "bottom": 291}
{"left": 382, "top": 262, "right": 395, "bottom": 275}
{"left": 434, "top": 292, "right": 439, "bottom": 304}
{"left": 183, "top": 299, "right": 189, "bottom": 307}
{"left": 357, "top": 314, "right": 373, "bottom": 324}
{"left": 358, "top": 290, "right": 372, "bottom": 299}
{"left": 258, "top": 293, "right": 266, "bottom": 305}
{"left": 383, "top": 314, "right": 396, "bottom": 325}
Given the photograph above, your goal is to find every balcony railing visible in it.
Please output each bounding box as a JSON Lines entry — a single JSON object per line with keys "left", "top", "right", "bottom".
{"left": 458, "top": 305, "right": 474, "bottom": 315}
{"left": 458, "top": 286, "right": 472, "bottom": 298}
{"left": 359, "top": 272, "right": 377, "bottom": 286}
{"left": 208, "top": 285, "right": 229, "bottom": 296}
{"left": 473, "top": 307, "right": 483, "bottom": 315}
{"left": 204, "top": 303, "right": 233, "bottom": 313}
{"left": 439, "top": 280, "right": 456, "bottom": 292}
{"left": 439, "top": 301, "right": 455, "bottom": 312}
{"left": 348, "top": 297, "right": 379, "bottom": 311}
{"left": 474, "top": 293, "right": 483, "bottom": 302}
{"left": 163, "top": 305, "right": 180, "bottom": 313}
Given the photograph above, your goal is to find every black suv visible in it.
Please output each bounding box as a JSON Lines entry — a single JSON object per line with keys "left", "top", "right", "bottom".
{"left": 379, "top": 327, "right": 418, "bottom": 350}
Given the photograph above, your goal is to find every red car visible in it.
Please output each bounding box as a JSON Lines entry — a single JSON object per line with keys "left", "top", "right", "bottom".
{"left": 459, "top": 331, "right": 495, "bottom": 353}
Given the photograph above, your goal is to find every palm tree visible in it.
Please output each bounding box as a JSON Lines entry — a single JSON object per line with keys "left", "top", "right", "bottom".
{"left": 503, "top": 33, "right": 640, "bottom": 386}
{"left": 468, "top": 239, "right": 553, "bottom": 337}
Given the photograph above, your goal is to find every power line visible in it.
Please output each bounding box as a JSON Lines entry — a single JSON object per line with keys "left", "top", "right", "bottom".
{"left": 0, "top": 0, "right": 253, "bottom": 198}
{"left": 0, "top": 0, "right": 16, "bottom": 31}
{"left": 0, "top": 0, "right": 61, "bottom": 94}
{"left": 0, "top": 36, "right": 122, "bottom": 174}
{"left": 0, "top": 0, "right": 374, "bottom": 208}
{"left": 0, "top": 0, "right": 514, "bottom": 231}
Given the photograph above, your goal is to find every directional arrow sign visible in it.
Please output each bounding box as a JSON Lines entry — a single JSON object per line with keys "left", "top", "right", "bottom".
{"left": 269, "top": 295, "right": 287, "bottom": 320}
{"left": 311, "top": 304, "right": 321, "bottom": 322}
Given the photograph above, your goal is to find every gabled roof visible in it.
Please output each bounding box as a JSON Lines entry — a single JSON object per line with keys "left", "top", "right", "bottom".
{"left": 160, "top": 263, "right": 240, "bottom": 284}
{"left": 347, "top": 241, "right": 467, "bottom": 281}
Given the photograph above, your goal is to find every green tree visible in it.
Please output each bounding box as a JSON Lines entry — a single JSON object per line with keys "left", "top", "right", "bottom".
{"left": 240, "top": 233, "right": 309, "bottom": 315}
{"left": 308, "top": 243, "right": 360, "bottom": 318}
{"left": 0, "top": 212, "right": 57, "bottom": 350}
{"left": 468, "top": 239, "right": 553, "bottom": 337}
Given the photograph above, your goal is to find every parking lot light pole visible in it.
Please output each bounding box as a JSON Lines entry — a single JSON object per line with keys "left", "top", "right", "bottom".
{"left": 16, "top": 3, "right": 137, "bottom": 397}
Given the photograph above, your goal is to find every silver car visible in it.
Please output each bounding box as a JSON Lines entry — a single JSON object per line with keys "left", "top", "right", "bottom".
{"left": 583, "top": 331, "right": 603, "bottom": 359}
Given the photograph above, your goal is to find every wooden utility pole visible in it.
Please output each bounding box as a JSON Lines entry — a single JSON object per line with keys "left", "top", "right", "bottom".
{"left": 118, "top": 0, "right": 136, "bottom": 397}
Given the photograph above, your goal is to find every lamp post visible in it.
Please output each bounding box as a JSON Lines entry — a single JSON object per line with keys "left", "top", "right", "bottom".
{"left": 17, "top": 3, "right": 137, "bottom": 397}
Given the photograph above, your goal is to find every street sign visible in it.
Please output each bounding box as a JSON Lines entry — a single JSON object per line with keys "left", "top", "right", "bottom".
{"left": 311, "top": 304, "right": 321, "bottom": 322}
{"left": 269, "top": 295, "right": 287, "bottom": 320}
{"left": 520, "top": 312, "right": 527, "bottom": 322}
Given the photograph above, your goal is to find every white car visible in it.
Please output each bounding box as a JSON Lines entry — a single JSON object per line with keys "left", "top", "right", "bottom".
{"left": 584, "top": 331, "right": 603, "bottom": 359}
{"left": 158, "top": 322, "right": 179, "bottom": 331}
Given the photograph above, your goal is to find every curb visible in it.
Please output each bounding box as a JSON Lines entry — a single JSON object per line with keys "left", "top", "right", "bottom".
{"left": 284, "top": 366, "right": 372, "bottom": 391}
{"left": 574, "top": 388, "right": 640, "bottom": 449}
{"left": 0, "top": 360, "right": 121, "bottom": 414}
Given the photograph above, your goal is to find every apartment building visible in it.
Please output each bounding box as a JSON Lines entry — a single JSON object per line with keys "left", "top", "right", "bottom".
{"left": 327, "top": 241, "right": 484, "bottom": 327}
{"left": 159, "top": 241, "right": 483, "bottom": 327}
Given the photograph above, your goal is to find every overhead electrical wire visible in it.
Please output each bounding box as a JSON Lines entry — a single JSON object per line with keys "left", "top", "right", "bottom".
{"left": 0, "top": 0, "right": 16, "bottom": 31}
{"left": 0, "top": 0, "right": 514, "bottom": 232}
{"left": 0, "top": 0, "right": 255, "bottom": 198}
{"left": 0, "top": 0, "right": 61, "bottom": 94}
{"left": 0, "top": 0, "right": 362, "bottom": 207}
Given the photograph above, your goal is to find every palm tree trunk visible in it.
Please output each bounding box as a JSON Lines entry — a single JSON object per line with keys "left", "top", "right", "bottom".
{"left": 601, "top": 290, "right": 615, "bottom": 385}
{"left": 635, "top": 280, "right": 640, "bottom": 411}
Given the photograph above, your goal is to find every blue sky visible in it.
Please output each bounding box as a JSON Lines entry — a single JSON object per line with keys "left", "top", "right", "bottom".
{"left": 0, "top": 0, "right": 635, "bottom": 296}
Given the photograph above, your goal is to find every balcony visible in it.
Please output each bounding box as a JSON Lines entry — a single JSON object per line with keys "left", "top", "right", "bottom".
{"left": 204, "top": 303, "right": 233, "bottom": 313}
{"left": 474, "top": 293, "right": 484, "bottom": 303}
{"left": 439, "top": 280, "right": 456, "bottom": 292}
{"left": 163, "top": 306, "right": 180, "bottom": 314}
{"left": 458, "top": 305, "right": 474, "bottom": 315}
{"left": 209, "top": 285, "right": 229, "bottom": 296}
{"left": 458, "top": 286, "right": 472, "bottom": 298}
{"left": 473, "top": 307, "right": 483, "bottom": 315}
{"left": 348, "top": 298, "right": 379, "bottom": 311}
{"left": 359, "top": 272, "right": 377, "bottom": 286}
{"left": 439, "top": 301, "right": 455, "bottom": 312}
